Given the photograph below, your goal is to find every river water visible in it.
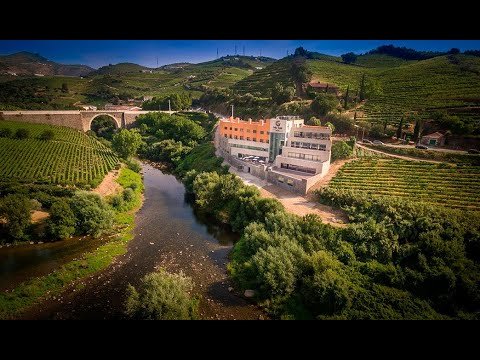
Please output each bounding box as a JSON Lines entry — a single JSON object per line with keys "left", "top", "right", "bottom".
{"left": 16, "top": 162, "right": 264, "bottom": 320}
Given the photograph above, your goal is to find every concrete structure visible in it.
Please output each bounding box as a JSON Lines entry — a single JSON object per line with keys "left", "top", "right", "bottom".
{"left": 215, "top": 115, "right": 332, "bottom": 194}
{"left": 0, "top": 110, "right": 172, "bottom": 132}
{"left": 306, "top": 81, "right": 339, "bottom": 94}
{"left": 421, "top": 131, "right": 445, "bottom": 146}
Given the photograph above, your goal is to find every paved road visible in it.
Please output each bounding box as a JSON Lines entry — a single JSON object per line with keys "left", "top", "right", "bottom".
{"left": 356, "top": 143, "right": 448, "bottom": 164}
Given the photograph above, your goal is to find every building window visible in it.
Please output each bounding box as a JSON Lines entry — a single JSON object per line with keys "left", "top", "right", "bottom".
{"left": 266, "top": 140, "right": 269, "bottom": 143}
{"left": 234, "top": 135, "right": 238, "bottom": 139}
{"left": 260, "top": 139, "right": 264, "bottom": 143}
{"left": 246, "top": 129, "right": 251, "bottom": 133}
{"left": 229, "top": 135, "right": 232, "bottom": 139}
{"left": 247, "top": 137, "right": 250, "bottom": 141}
{"left": 260, "top": 131, "right": 264, "bottom": 134}
{"left": 253, "top": 130, "right": 257, "bottom": 133}
{"left": 240, "top": 136, "right": 244, "bottom": 140}
{"left": 267, "top": 131, "right": 270, "bottom": 135}
{"left": 281, "top": 163, "right": 316, "bottom": 174}
{"left": 234, "top": 128, "right": 238, "bottom": 131}
{"left": 230, "top": 127, "right": 232, "bottom": 130}
{"left": 224, "top": 127, "right": 228, "bottom": 130}
{"left": 224, "top": 134, "right": 227, "bottom": 138}
{"left": 287, "top": 179, "right": 293, "bottom": 186}
{"left": 240, "top": 128, "right": 244, "bottom": 132}
{"left": 253, "top": 138, "right": 257, "bottom": 142}
{"left": 278, "top": 176, "right": 284, "bottom": 183}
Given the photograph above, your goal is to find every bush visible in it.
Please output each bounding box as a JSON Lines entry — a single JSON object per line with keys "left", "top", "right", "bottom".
{"left": 125, "top": 268, "right": 199, "bottom": 320}
{"left": 123, "top": 188, "right": 135, "bottom": 203}
{"left": 14, "top": 128, "right": 29, "bottom": 139}
{"left": 0, "top": 128, "right": 12, "bottom": 138}
{"left": 70, "top": 191, "right": 115, "bottom": 237}
{"left": 125, "top": 158, "right": 142, "bottom": 173}
{"left": 38, "top": 130, "right": 54, "bottom": 141}
{"left": 331, "top": 141, "right": 353, "bottom": 162}
{"left": 0, "top": 194, "right": 33, "bottom": 241}
{"left": 47, "top": 199, "right": 75, "bottom": 239}
{"left": 110, "top": 194, "right": 124, "bottom": 210}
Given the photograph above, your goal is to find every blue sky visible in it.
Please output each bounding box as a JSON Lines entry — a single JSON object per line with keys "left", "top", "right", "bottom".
{"left": 1, "top": 40, "right": 479, "bottom": 69}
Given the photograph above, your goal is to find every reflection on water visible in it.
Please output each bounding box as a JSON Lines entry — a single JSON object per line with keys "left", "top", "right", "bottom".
{"left": 0, "top": 235, "right": 107, "bottom": 291}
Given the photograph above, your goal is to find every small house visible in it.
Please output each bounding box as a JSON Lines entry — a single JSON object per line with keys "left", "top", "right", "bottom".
{"left": 420, "top": 132, "right": 445, "bottom": 146}
{"left": 306, "top": 81, "right": 339, "bottom": 95}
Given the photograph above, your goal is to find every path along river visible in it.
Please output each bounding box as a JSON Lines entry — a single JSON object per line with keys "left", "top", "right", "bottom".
{"left": 12, "top": 162, "right": 264, "bottom": 320}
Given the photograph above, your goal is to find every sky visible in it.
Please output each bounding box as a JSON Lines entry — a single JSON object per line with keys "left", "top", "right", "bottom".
{"left": 0, "top": 40, "right": 479, "bottom": 69}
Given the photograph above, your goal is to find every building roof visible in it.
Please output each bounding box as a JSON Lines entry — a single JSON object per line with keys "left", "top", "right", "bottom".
{"left": 422, "top": 131, "right": 444, "bottom": 138}
{"left": 308, "top": 81, "right": 339, "bottom": 89}
{"left": 300, "top": 125, "right": 331, "bottom": 130}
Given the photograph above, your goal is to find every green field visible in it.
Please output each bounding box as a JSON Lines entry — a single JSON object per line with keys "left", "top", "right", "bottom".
{"left": 0, "top": 121, "right": 118, "bottom": 187}
{"left": 328, "top": 159, "right": 480, "bottom": 211}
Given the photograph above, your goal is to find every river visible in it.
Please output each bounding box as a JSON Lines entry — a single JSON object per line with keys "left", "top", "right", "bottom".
{"left": 16, "top": 162, "right": 264, "bottom": 320}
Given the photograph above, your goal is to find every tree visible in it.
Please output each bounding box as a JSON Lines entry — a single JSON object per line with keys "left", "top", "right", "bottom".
{"left": 344, "top": 85, "right": 350, "bottom": 109}
{"left": 307, "top": 117, "right": 321, "bottom": 126}
{"left": 413, "top": 118, "right": 423, "bottom": 142}
{"left": 359, "top": 74, "right": 366, "bottom": 101}
{"left": 311, "top": 93, "right": 338, "bottom": 116}
{"left": 61, "top": 83, "right": 69, "bottom": 93}
{"left": 448, "top": 48, "right": 460, "bottom": 55}
{"left": 331, "top": 141, "right": 353, "bottom": 162}
{"left": 290, "top": 61, "right": 312, "bottom": 96}
{"left": 271, "top": 83, "right": 295, "bottom": 105}
{"left": 341, "top": 52, "right": 358, "bottom": 64}
{"left": 0, "top": 194, "right": 33, "bottom": 241}
{"left": 15, "top": 128, "right": 29, "bottom": 139}
{"left": 125, "top": 268, "right": 199, "bottom": 320}
{"left": 70, "top": 192, "right": 114, "bottom": 237}
{"left": 294, "top": 47, "right": 309, "bottom": 57}
{"left": 112, "top": 129, "right": 143, "bottom": 159}
{"left": 39, "top": 130, "right": 54, "bottom": 141}
{"left": 324, "top": 114, "right": 355, "bottom": 134}
{"left": 47, "top": 199, "right": 75, "bottom": 239}
{"left": 0, "top": 128, "right": 12, "bottom": 138}
{"left": 324, "top": 122, "right": 335, "bottom": 133}
{"left": 396, "top": 117, "right": 404, "bottom": 139}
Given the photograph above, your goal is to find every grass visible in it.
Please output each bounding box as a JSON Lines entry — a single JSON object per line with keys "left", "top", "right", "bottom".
{"left": 328, "top": 158, "right": 480, "bottom": 211}
{"left": 0, "top": 167, "right": 143, "bottom": 319}
{"left": 0, "top": 121, "right": 118, "bottom": 187}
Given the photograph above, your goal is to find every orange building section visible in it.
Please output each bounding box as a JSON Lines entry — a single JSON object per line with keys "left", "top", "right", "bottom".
{"left": 219, "top": 117, "right": 271, "bottom": 143}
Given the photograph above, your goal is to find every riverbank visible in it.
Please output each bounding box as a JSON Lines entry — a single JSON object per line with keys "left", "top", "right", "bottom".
{"left": 0, "top": 167, "right": 144, "bottom": 319}
{"left": 15, "top": 163, "right": 265, "bottom": 320}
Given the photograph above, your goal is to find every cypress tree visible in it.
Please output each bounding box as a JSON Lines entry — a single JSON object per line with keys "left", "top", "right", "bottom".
{"left": 344, "top": 85, "right": 350, "bottom": 109}
{"left": 413, "top": 118, "right": 423, "bottom": 142}
{"left": 396, "top": 117, "right": 404, "bottom": 139}
{"left": 359, "top": 74, "right": 366, "bottom": 101}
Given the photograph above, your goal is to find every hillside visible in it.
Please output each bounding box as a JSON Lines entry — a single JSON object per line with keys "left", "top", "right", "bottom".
{"left": 233, "top": 53, "right": 480, "bottom": 128}
{"left": 92, "top": 62, "right": 153, "bottom": 75}
{"left": 0, "top": 52, "right": 94, "bottom": 77}
{"left": 0, "top": 121, "right": 118, "bottom": 187}
{"left": 0, "top": 55, "right": 276, "bottom": 110}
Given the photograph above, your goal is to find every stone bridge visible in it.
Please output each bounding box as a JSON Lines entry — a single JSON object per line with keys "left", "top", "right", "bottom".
{"left": 0, "top": 110, "right": 176, "bottom": 132}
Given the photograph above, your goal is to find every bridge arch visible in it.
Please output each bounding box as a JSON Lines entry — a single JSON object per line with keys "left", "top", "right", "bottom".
{"left": 88, "top": 113, "right": 121, "bottom": 130}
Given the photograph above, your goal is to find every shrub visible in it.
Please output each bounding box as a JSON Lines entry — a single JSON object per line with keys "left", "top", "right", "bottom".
{"left": 70, "top": 191, "right": 115, "bottom": 237}
{"left": 38, "top": 130, "right": 54, "bottom": 141}
{"left": 0, "top": 194, "right": 33, "bottom": 241}
{"left": 123, "top": 188, "right": 135, "bottom": 203}
{"left": 110, "top": 194, "right": 124, "bottom": 210}
{"left": 125, "top": 268, "right": 199, "bottom": 320}
{"left": 331, "top": 141, "right": 353, "bottom": 162}
{"left": 47, "top": 199, "right": 75, "bottom": 239}
{"left": 125, "top": 158, "right": 142, "bottom": 173}
{"left": 14, "top": 128, "right": 29, "bottom": 139}
{"left": 0, "top": 128, "right": 12, "bottom": 138}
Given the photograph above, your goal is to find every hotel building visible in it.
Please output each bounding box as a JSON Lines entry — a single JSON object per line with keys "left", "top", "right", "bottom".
{"left": 215, "top": 115, "right": 332, "bottom": 194}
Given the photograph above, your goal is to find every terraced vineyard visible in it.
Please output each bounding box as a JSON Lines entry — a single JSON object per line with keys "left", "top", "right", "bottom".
{"left": 0, "top": 121, "right": 118, "bottom": 187}
{"left": 328, "top": 159, "right": 480, "bottom": 211}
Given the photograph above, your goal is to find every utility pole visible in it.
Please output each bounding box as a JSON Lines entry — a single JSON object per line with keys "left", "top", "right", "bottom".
{"left": 231, "top": 104, "right": 234, "bottom": 118}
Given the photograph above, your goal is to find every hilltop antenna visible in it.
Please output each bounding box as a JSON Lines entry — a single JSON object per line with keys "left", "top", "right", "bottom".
{"left": 287, "top": 50, "right": 289, "bottom": 56}
{"left": 260, "top": 49, "right": 262, "bottom": 57}
{"left": 235, "top": 45, "right": 237, "bottom": 55}
{"left": 243, "top": 46, "right": 245, "bottom": 56}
